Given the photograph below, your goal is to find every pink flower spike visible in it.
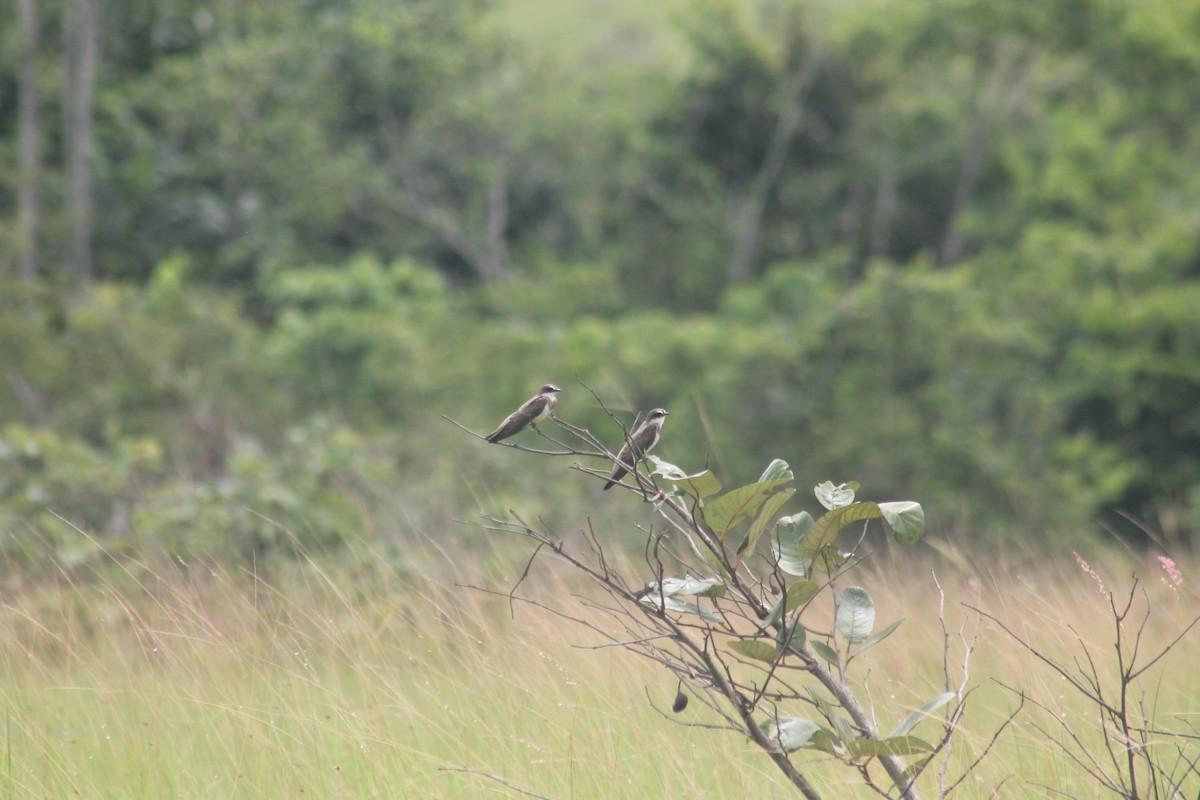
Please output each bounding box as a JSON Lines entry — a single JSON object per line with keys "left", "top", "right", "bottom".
{"left": 1156, "top": 555, "right": 1182, "bottom": 590}
{"left": 1073, "top": 551, "right": 1105, "bottom": 596}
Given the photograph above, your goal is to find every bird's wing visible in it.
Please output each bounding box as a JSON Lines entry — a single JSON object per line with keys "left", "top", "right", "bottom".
{"left": 514, "top": 394, "right": 549, "bottom": 421}
{"left": 487, "top": 396, "right": 547, "bottom": 441}
{"left": 605, "top": 418, "right": 661, "bottom": 488}
{"left": 632, "top": 421, "right": 659, "bottom": 454}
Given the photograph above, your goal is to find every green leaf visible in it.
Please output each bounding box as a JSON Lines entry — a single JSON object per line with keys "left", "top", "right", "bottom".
{"left": 761, "top": 717, "right": 820, "bottom": 752}
{"left": 650, "top": 457, "right": 723, "bottom": 500}
{"left": 888, "top": 692, "right": 957, "bottom": 738}
{"left": 639, "top": 594, "right": 721, "bottom": 623}
{"left": 828, "top": 708, "right": 856, "bottom": 746}
{"left": 850, "top": 736, "right": 934, "bottom": 758}
{"left": 777, "top": 615, "right": 806, "bottom": 655}
{"left": 729, "top": 639, "right": 779, "bottom": 663}
{"left": 835, "top": 586, "right": 876, "bottom": 644}
{"left": 878, "top": 501, "right": 925, "bottom": 544}
{"left": 758, "top": 459, "right": 794, "bottom": 482}
{"left": 849, "top": 616, "right": 905, "bottom": 658}
{"left": 645, "top": 576, "right": 727, "bottom": 599}
{"left": 771, "top": 512, "right": 814, "bottom": 576}
{"left": 739, "top": 488, "right": 796, "bottom": 556}
{"left": 757, "top": 580, "right": 820, "bottom": 632}
{"left": 815, "top": 480, "right": 859, "bottom": 510}
{"left": 806, "top": 727, "right": 846, "bottom": 756}
{"left": 898, "top": 757, "right": 932, "bottom": 786}
{"left": 813, "top": 549, "right": 847, "bottom": 574}
{"left": 803, "top": 502, "right": 884, "bottom": 571}
{"left": 811, "top": 639, "right": 840, "bottom": 666}
{"left": 705, "top": 477, "right": 794, "bottom": 536}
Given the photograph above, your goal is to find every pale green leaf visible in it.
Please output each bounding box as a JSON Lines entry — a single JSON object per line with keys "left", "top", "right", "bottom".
{"left": 899, "top": 756, "right": 932, "bottom": 786}
{"left": 705, "top": 478, "right": 794, "bottom": 536}
{"left": 888, "top": 692, "right": 957, "bottom": 738}
{"left": 771, "top": 511, "right": 814, "bottom": 576}
{"left": 849, "top": 616, "right": 905, "bottom": 657}
{"left": 757, "top": 580, "right": 820, "bottom": 632}
{"left": 739, "top": 488, "right": 796, "bottom": 556}
{"left": 814, "top": 546, "right": 848, "bottom": 574}
{"left": 777, "top": 616, "right": 806, "bottom": 654}
{"left": 851, "top": 736, "right": 934, "bottom": 758}
{"left": 835, "top": 586, "right": 876, "bottom": 644}
{"left": 811, "top": 639, "right": 840, "bottom": 666}
{"left": 650, "top": 457, "right": 723, "bottom": 500}
{"left": 647, "top": 456, "right": 687, "bottom": 480}
{"left": 806, "top": 727, "right": 846, "bottom": 756}
{"left": 645, "top": 576, "right": 727, "bottom": 599}
{"left": 729, "top": 639, "right": 779, "bottom": 663}
{"left": 878, "top": 501, "right": 925, "bottom": 544}
{"left": 639, "top": 594, "right": 721, "bottom": 623}
{"left": 804, "top": 502, "right": 884, "bottom": 571}
{"left": 761, "top": 717, "right": 820, "bottom": 752}
{"left": 758, "top": 459, "right": 794, "bottom": 482}
{"left": 815, "top": 480, "right": 859, "bottom": 510}
{"left": 829, "top": 709, "right": 856, "bottom": 746}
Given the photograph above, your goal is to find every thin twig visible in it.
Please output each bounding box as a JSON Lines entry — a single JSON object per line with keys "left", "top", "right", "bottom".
{"left": 439, "top": 767, "right": 559, "bottom": 800}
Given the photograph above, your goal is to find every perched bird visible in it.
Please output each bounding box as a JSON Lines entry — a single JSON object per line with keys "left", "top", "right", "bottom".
{"left": 603, "top": 408, "right": 669, "bottom": 490}
{"left": 485, "top": 384, "right": 561, "bottom": 443}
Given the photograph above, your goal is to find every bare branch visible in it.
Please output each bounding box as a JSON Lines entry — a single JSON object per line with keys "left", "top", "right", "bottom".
{"left": 944, "top": 693, "right": 1024, "bottom": 797}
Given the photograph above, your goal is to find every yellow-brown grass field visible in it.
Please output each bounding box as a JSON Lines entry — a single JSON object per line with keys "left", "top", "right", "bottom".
{"left": 1, "top": 534, "right": 1196, "bottom": 799}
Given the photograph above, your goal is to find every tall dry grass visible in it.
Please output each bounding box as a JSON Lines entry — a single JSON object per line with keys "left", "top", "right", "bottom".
{"left": 0, "top": 533, "right": 1195, "bottom": 798}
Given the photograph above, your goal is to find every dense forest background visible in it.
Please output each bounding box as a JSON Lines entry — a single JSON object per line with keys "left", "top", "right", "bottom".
{"left": 1, "top": 0, "right": 1198, "bottom": 570}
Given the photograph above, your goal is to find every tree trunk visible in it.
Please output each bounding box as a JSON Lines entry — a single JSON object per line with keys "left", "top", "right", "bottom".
{"left": 937, "top": 117, "right": 989, "bottom": 268}
{"left": 64, "top": 0, "right": 99, "bottom": 285}
{"left": 484, "top": 157, "right": 512, "bottom": 281}
{"left": 938, "top": 45, "right": 1036, "bottom": 268}
{"left": 17, "top": 0, "right": 41, "bottom": 282}
{"left": 869, "top": 152, "right": 899, "bottom": 263}
{"left": 727, "top": 46, "right": 822, "bottom": 285}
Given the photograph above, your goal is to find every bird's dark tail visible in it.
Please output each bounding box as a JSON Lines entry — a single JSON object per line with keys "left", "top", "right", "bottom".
{"left": 603, "top": 466, "right": 627, "bottom": 490}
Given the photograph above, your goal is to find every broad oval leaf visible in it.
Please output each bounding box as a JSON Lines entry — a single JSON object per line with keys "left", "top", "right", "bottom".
{"left": 757, "top": 580, "right": 820, "bottom": 632}
{"left": 777, "top": 615, "right": 806, "bottom": 655}
{"left": 771, "top": 511, "right": 814, "bottom": 576}
{"left": 705, "top": 477, "right": 795, "bottom": 536}
{"left": 888, "top": 692, "right": 957, "bottom": 738}
{"left": 729, "top": 639, "right": 779, "bottom": 663}
{"left": 645, "top": 576, "right": 727, "bottom": 599}
{"left": 811, "top": 639, "right": 840, "bottom": 666}
{"left": 804, "top": 502, "right": 884, "bottom": 571}
{"left": 739, "top": 488, "right": 796, "bottom": 556}
{"left": 849, "top": 615, "right": 905, "bottom": 658}
{"left": 805, "top": 727, "right": 846, "bottom": 756}
{"left": 761, "top": 717, "right": 820, "bottom": 752}
{"left": 647, "top": 456, "right": 688, "bottom": 481}
{"left": 639, "top": 594, "right": 721, "bottom": 623}
{"left": 878, "top": 501, "right": 925, "bottom": 544}
{"left": 784, "top": 579, "right": 821, "bottom": 607}
{"left": 650, "top": 456, "right": 723, "bottom": 500}
{"left": 815, "top": 480, "right": 859, "bottom": 510}
{"left": 758, "top": 459, "right": 794, "bottom": 482}
{"left": 835, "top": 586, "right": 876, "bottom": 644}
{"left": 814, "top": 547, "right": 848, "bottom": 574}
{"left": 899, "top": 757, "right": 932, "bottom": 787}
{"left": 850, "top": 735, "right": 934, "bottom": 758}
{"left": 827, "top": 708, "right": 856, "bottom": 746}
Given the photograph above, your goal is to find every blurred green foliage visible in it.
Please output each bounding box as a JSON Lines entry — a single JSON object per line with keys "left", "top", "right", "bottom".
{"left": 0, "top": 0, "right": 1197, "bottom": 564}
